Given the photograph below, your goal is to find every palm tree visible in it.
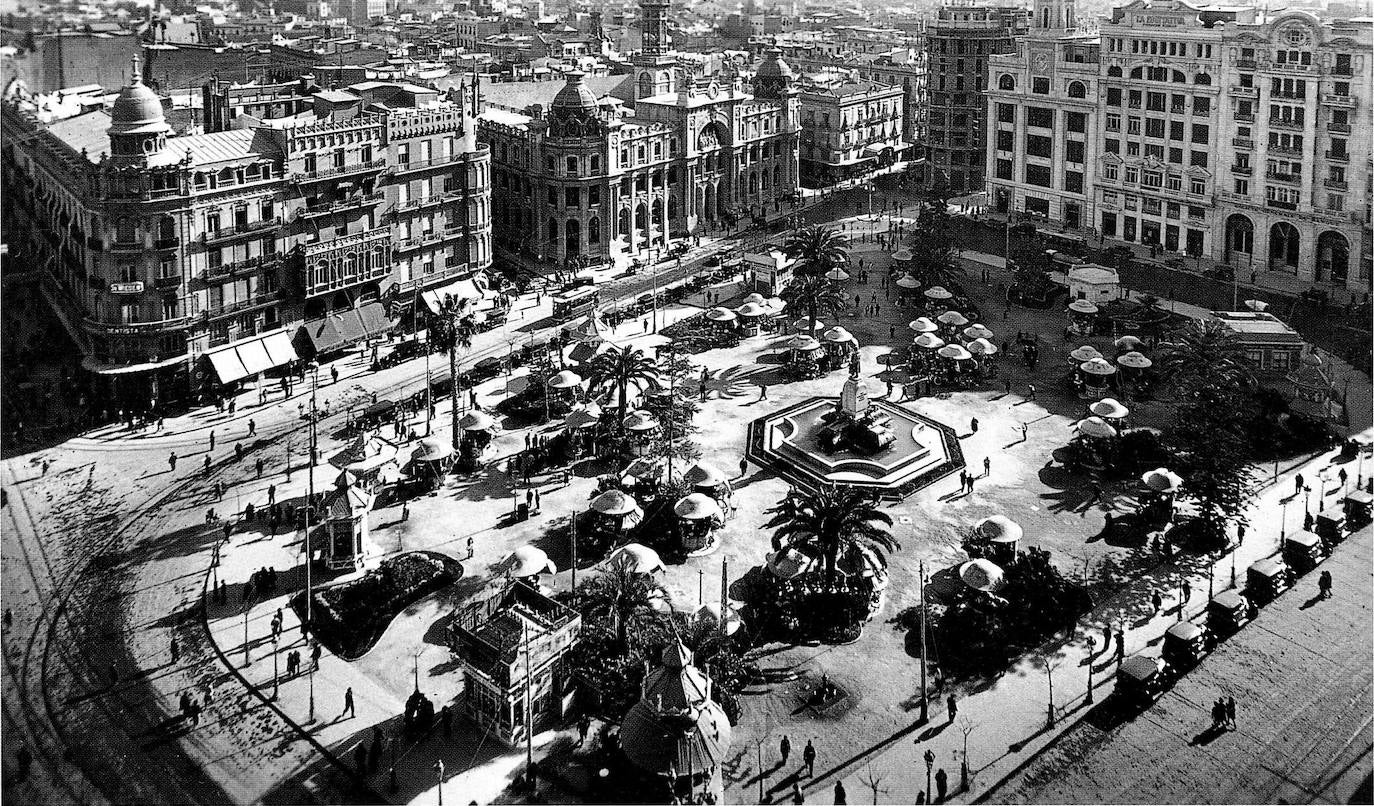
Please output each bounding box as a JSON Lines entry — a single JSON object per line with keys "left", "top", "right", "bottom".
{"left": 576, "top": 566, "right": 671, "bottom": 651}
{"left": 428, "top": 294, "right": 476, "bottom": 451}
{"left": 1158, "top": 319, "right": 1255, "bottom": 394}
{"left": 765, "top": 485, "right": 898, "bottom": 586}
{"left": 780, "top": 274, "right": 848, "bottom": 334}
{"left": 784, "top": 224, "right": 849, "bottom": 277}
{"left": 586, "top": 344, "right": 659, "bottom": 434}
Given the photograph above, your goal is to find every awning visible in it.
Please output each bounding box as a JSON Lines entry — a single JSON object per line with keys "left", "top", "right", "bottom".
{"left": 204, "top": 330, "right": 300, "bottom": 384}
{"left": 357, "top": 301, "right": 394, "bottom": 338}
{"left": 421, "top": 278, "right": 483, "bottom": 313}
{"left": 81, "top": 353, "right": 189, "bottom": 375}
{"left": 863, "top": 144, "right": 888, "bottom": 157}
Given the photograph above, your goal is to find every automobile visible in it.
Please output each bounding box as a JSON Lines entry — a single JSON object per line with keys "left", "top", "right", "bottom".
{"left": 1204, "top": 264, "right": 1235, "bottom": 281}
{"left": 1246, "top": 557, "right": 1291, "bottom": 606}
{"left": 1344, "top": 489, "right": 1373, "bottom": 530}
{"left": 1281, "top": 529, "right": 1326, "bottom": 574}
{"left": 1115, "top": 654, "right": 1167, "bottom": 706}
{"left": 1314, "top": 508, "right": 1346, "bottom": 545}
{"left": 1206, "top": 589, "right": 1252, "bottom": 643}
{"left": 1162, "top": 621, "right": 1207, "bottom": 674}
{"left": 471, "top": 356, "right": 504, "bottom": 380}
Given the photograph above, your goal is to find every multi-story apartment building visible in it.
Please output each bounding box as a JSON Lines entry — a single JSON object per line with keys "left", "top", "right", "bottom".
{"left": 797, "top": 78, "right": 907, "bottom": 187}
{"left": 0, "top": 59, "right": 491, "bottom": 405}
{"left": 479, "top": 0, "right": 800, "bottom": 270}
{"left": 927, "top": 0, "right": 1029, "bottom": 194}
{"left": 984, "top": 0, "right": 1099, "bottom": 229}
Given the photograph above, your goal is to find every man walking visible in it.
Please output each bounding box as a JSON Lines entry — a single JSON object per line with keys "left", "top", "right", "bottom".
{"left": 803, "top": 738, "right": 817, "bottom": 778}
{"left": 739, "top": 457, "right": 749, "bottom": 478}
{"left": 1318, "top": 569, "right": 1333, "bottom": 599}
{"left": 343, "top": 686, "right": 355, "bottom": 718}
{"left": 209, "top": 430, "right": 216, "bottom": 452}
{"left": 759, "top": 382, "right": 769, "bottom": 401}
{"left": 983, "top": 456, "right": 991, "bottom": 477}
{"left": 969, "top": 417, "right": 979, "bottom": 434}
{"left": 1225, "top": 695, "right": 1236, "bottom": 729}
{"left": 168, "top": 452, "right": 178, "bottom": 472}
{"left": 834, "top": 780, "right": 847, "bottom": 804}
{"left": 946, "top": 693, "right": 957, "bottom": 723}
{"left": 1026, "top": 384, "right": 1037, "bottom": 401}
{"left": 1294, "top": 472, "right": 1304, "bottom": 495}
{"left": 1151, "top": 590, "right": 1163, "bottom": 615}
{"left": 170, "top": 636, "right": 179, "bottom": 664}
{"left": 779, "top": 734, "right": 791, "bottom": 766}
{"left": 935, "top": 767, "right": 949, "bottom": 802}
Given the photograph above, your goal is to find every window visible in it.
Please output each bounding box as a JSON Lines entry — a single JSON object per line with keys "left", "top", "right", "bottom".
{"left": 1027, "top": 107, "right": 1054, "bottom": 128}
{"left": 1125, "top": 166, "right": 1139, "bottom": 183}
{"left": 1169, "top": 121, "right": 1184, "bottom": 141}
{"left": 1167, "top": 174, "right": 1182, "bottom": 191}
{"left": 567, "top": 157, "right": 578, "bottom": 176}
{"left": 1066, "top": 140, "right": 1085, "bottom": 163}
{"left": 1025, "top": 164, "right": 1051, "bottom": 187}
{"left": 588, "top": 186, "right": 600, "bottom": 206}
{"left": 1143, "top": 171, "right": 1163, "bottom": 188}
{"left": 1127, "top": 141, "right": 1141, "bottom": 157}
{"left": 995, "top": 158, "right": 1012, "bottom": 180}
{"left": 1189, "top": 205, "right": 1204, "bottom": 219}
{"left": 1193, "top": 96, "right": 1210, "bottom": 115}
{"left": 1328, "top": 194, "right": 1344, "bottom": 211}
{"left": 1190, "top": 151, "right": 1208, "bottom": 168}
{"left": 1169, "top": 147, "right": 1183, "bottom": 164}
{"left": 1166, "top": 202, "right": 1180, "bottom": 219}
{"left": 1331, "top": 138, "right": 1348, "bottom": 158}
{"left": 1127, "top": 117, "right": 1142, "bottom": 135}
{"left": 1334, "top": 53, "right": 1352, "bottom": 75}
{"left": 1026, "top": 134, "right": 1053, "bottom": 157}
{"left": 997, "top": 103, "right": 1016, "bottom": 123}
{"left": 1065, "top": 171, "right": 1083, "bottom": 193}
{"left": 1106, "top": 87, "right": 1122, "bottom": 106}
{"left": 565, "top": 187, "right": 579, "bottom": 208}
{"left": 1032, "top": 77, "right": 1050, "bottom": 94}
{"left": 996, "top": 130, "right": 1015, "bottom": 151}
{"left": 1189, "top": 178, "right": 1206, "bottom": 195}
{"left": 1104, "top": 163, "right": 1119, "bottom": 180}
{"left": 1235, "top": 178, "right": 1249, "bottom": 194}
{"left": 1067, "top": 112, "right": 1086, "bottom": 133}
{"left": 1067, "top": 81, "right": 1087, "bottom": 99}
{"left": 1146, "top": 91, "right": 1166, "bottom": 112}
{"left": 1191, "top": 124, "right": 1209, "bottom": 144}
{"left": 1105, "top": 138, "right": 1120, "bottom": 154}
{"left": 1146, "top": 119, "right": 1165, "bottom": 138}
{"left": 1105, "top": 113, "right": 1121, "bottom": 131}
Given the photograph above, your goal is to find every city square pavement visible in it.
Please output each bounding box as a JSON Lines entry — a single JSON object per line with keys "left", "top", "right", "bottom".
{"left": 4, "top": 180, "right": 1370, "bottom": 805}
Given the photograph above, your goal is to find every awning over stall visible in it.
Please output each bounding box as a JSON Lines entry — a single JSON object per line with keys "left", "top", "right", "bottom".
{"left": 204, "top": 330, "right": 299, "bottom": 384}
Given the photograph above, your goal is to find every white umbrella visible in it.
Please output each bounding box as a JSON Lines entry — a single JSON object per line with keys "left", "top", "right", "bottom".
{"left": 622, "top": 455, "right": 668, "bottom": 483}
{"left": 960, "top": 559, "right": 1004, "bottom": 592}
{"left": 962, "top": 324, "right": 995, "bottom": 341}
{"left": 1244, "top": 299, "right": 1269, "bottom": 312}
{"left": 694, "top": 603, "right": 743, "bottom": 636}
{"left": 914, "top": 333, "right": 946, "bottom": 349}
{"left": 1079, "top": 357, "right": 1117, "bottom": 376}
{"left": 1116, "top": 351, "right": 1153, "bottom": 369}
{"left": 1070, "top": 345, "right": 1103, "bottom": 362}
{"left": 547, "top": 369, "right": 583, "bottom": 389}
{"left": 924, "top": 286, "right": 953, "bottom": 300}
{"left": 411, "top": 437, "right": 453, "bottom": 462}
{"left": 1068, "top": 299, "right": 1099, "bottom": 315}
{"left": 896, "top": 274, "right": 920, "bottom": 289}
{"left": 459, "top": 410, "right": 497, "bottom": 431}
{"left": 736, "top": 302, "right": 768, "bottom": 318}
{"left": 743, "top": 292, "right": 767, "bottom": 305}
{"left": 674, "top": 492, "right": 723, "bottom": 521}
{"left": 1076, "top": 416, "right": 1118, "bottom": 439}
{"left": 967, "top": 337, "right": 998, "bottom": 356}
{"left": 908, "top": 317, "right": 939, "bottom": 333}
{"left": 975, "top": 515, "right": 1023, "bottom": 543}
{"left": 564, "top": 408, "right": 600, "bottom": 429}
{"left": 1141, "top": 467, "right": 1183, "bottom": 493}
{"left": 570, "top": 313, "right": 607, "bottom": 343}
{"left": 591, "top": 489, "right": 641, "bottom": 516}
{"left": 706, "top": 307, "right": 738, "bottom": 322}
{"left": 825, "top": 268, "right": 850, "bottom": 282}
{"left": 606, "top": 543, "right": 665, "bottom": 574}
{"left": 684, "top": 461, "right": 728, "bottom": 488}
{"left": 509, "top": 545, "right": 557, "bottom": 578}
{"left": 938, "top": 344, "right": 973, "bottom": 361}
{"left": 1114, "top": 335, "right": 1144, "bottom": 351}
{"left": 1090, "top": 398, "right": 1129, "bottom": 419}
{"left": 890, "top": 249, "right": 914, "bottom": 262}
{"left": 937, "top": 310, "right": 969, "bottom": 327}
{"left": 763, "top": 297, "right": 787, "bottom": 315}
{"left": 823, "top": 326, "right": 856, "bottom": 343}
{"left": 766, "top": 547, "right": 815, "bottom": 579}
{"left": 623, "top": 410, "right": 660, "bottom": 432}
{"left": 788, "top": 334, "right": 823, "bottom": 351}
{"left": 794, "top": 318, "right": 826, "bottom": 331}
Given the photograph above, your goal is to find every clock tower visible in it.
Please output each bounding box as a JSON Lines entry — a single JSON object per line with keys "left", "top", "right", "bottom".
{"left": 634, "top": 0, "right": 675, "bottom": 99}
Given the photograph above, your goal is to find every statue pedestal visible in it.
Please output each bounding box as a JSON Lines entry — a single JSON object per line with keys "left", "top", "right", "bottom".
{"left": 840, "top": 376, "right": 870, "bottom": 417}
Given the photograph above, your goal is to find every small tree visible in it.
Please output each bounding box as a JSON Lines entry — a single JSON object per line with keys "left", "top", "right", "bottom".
{"left": 1168, "top": 384, "right": 1258, "bottom": 548}
{"left": 956, "top": 716, "right": 978, "bottom": 792}
{"left": 784, "top": 224, "right": 850, "bottom": 277}
{"left": 1033, "top": 651, "right": 1064, "bottom": 727}
{"left": 909, "top": 181, "right": 962, "bottom": 283}
{"left": 586, "top": 344, "right": 660, "bottom": 437}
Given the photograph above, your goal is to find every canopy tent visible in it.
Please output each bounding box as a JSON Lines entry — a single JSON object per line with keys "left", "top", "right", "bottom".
{"left": 1090, "top": 398, "right": 1129, "bottom": 419}
{"left": 299, "top": 303, "right": 395, "bottom": 356}
{"left": 890, "top": 249, "right": 914, "bottom": 262}
{"left": 825, "top": 268, "right": 850, "bottom": 282}
{"left": 787, "top": 335, "right": 823, "bottom": 351}
{"left": 1114, "top": 335, "right": 1144, "bottom": 351}
{"left": 975, "top": 515, "right": 1023, "bottom": 544}
{"left": 908, "top": 317, "right": 939, "bottom": 333}
{"left": 205, "top": 330, "right": 299, "bottom": 384}
{"left": 706, "top": 307, "right": 737, "bottom": 323}
{"left": 1116, "top": 351, "right": 1153, "bottom": 369}
{"left": 896, "top": 274, "right": 920, "bottom": 289}
{"left": 547, "top": 370, "right": 583, "bottom": 389}
{"left": 936, "top": 310, "right": 969, "bottom": 327}
{"left": 1069, "top": 345, "right": 1103, "bottom": 363}
{"left": 1079, "top": 357, "right": 1118, "bottom": 376}
{"left": 959, "top": 559, "right": 1005, "bottom": 592}
{"left": 623, "top": 410, "right": 660, "bottom": 432}
{"left": 684, "top": 461, "right": 728, "bottom": 488}
{"left": 913, "top": 333, "right": 946, "bottom": 350}
{"left": 765, "top": 546, "right": 816, "bottom": 579}
{"left": 966, "top": 338, "right": 998, "bottom": 356}
{"left": 962, "top": 324, "right": 995, "bottom": 341}
{"left": 622, "top": 455, "right": 669, "bottom": 484}
{"left": 1141, "top": 467, "right": 1183, "bottom": 493}
{"left": 735, "top": 302, "right": 768, "bottom": 318}
{"left": 508, "top": 545, "right": 557, "bottom": 578}
{"left": 420, "top": 278, "right": 486, "bottom": 314}
{"left": 937, "top": 344, "right": 973, "bottom": 361}
{"left": 564, "top": 407, "right": 601, "bottom": 429}
{"left": 606, "top": 543, "right": 665, "bottom": 574}
{"left": 1076, "top": 416, "right": 1118, "bottom": 438}
{"left": 924, "top": 286, "right": 953, "bottom": 300}
{"left": 459, "top": 410, "right": 497, "bottom": 432}
{"left": 411, "top": 437, "right": 453, "bottom": 462}
{"left": 823, "top": 326, "right": 856, "bottom": 343}
{"left": 1068, "top": 299, "right": 1099, "bottom": 315}
{"left": 674, "top": 493, "right": 724, "bottom": 521}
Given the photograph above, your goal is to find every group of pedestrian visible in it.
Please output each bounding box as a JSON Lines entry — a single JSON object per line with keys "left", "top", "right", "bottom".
{"left": 956, "top": 469, "right": 978, "bottom": 495}
{"left": 243, "top": 566, "right": 280, "bottom": 602}
{"left": 178, "top": 690, "right": 205, "bottom": 726}
{"left": 1210, "top": 695, "right": 1237, "bottom": 731}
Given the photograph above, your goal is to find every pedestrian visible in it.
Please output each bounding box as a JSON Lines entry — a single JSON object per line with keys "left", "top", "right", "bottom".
{"left": 170, "top": 636, "right": 180, "bottom": 664}
{"left": 1339, "top": 467, "right": 1349, "bottom": 488}
{"left": 268, "top": 484, "right": 276, "bottom": 506}
{"left": 967, "top": 474, "right": 976, "bottom": 493}
{"left": 402, "top": 502, "right": 410, "bottom": 522}
{"left": 255, "top": 457, "right": 264, "bottom": 478}
{"left": 935, "top": 767, "right": 948, "bottom": 802}
{"left": 204, "top": 455, "right": 212, "bottom": 474}
{"left": 983, "top": 456, "right": 991, "bottom": 476}
{"left": 1183, "top": 579, "right": 1193, "bottom": 602}
{"left": 759, "top": 382, "right": 768, "bottom": 400}
{"left": 1295, "top": 472, "right": 1304, "bottom": 495}
{"left": 834, "top": 780, "right": 847, "bottom": 804}
{"left": 1151, "top": 590, "right": 1163, "bottom": 615}
{"left": 1020, "top": 422, "right": 1029, "bottom": 441}
{"left": 793, "top": 782, "right": 805, "bottom": 804}
{"left": 168, "top": 452, "right": 178, "bottom": 472}
{"left": 577, "top": 713, "right": 590, "bottom": 746}
{"left": 534, "top": 488, "right": 542, "bottom": 513}
{"left": 343, "top": 686, "right": 355, "bottom": 718}
{"left": 311, "top": 641, "right": 322, "bottom": 670}
{"left": 970, "top": 417, "right": 978, "bottom": 434}
{"left": 209, "top": 430, "right": 216, "bottom": 452}
{"left": 739, "top": 457, "right": 748, "bottom": 478}
{"left": 1226, "top": 695, "right": 1236, "bottom": 729}
{"left": 803, "top": 739, "right": 816, "bottom": 777}
{"left": 1004, "top": 377, "right": 1012, "bottom": 395}
{"left": 1115, "top": 628, "right": 1125, "bottom": 660}
{"left": 1027, "top": 384, "right": 1036, "bottom": 401}
{"left": 331, "top": 366, "right": 339, "bottom": 385}
{"left": 3, "top": 608, "right": 11, "bottom": 630}
{"left": 958, "top": 469, "right": 967, "bottom": 492}
{"left": 1318, "top": 569, "right": 1333, "bottom": 598}
{"left": 235, "top": 443, "right": 244, "bottom": 462}
{"left": 248, "top": 419, "right": 256, "bottom": 437}
{"left": 780, "top": 734, "right": 791, "bottom": 765}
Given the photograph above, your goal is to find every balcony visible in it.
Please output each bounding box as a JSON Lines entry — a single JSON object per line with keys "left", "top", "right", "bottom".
{"left": 204, "top": 290, "right": 282, "bottom": 319}
{"left": 1231, "top": 164, "right": 1252, "bottom": 175}
{"left": 1127, "top": 100, "right": 1142, "bottom": 109}
{"left": 296, "top": 192, "right": 385, "bottom": 219}
{"left": 153, "top": 274, "right": 183, "bottom": 291}
{"left": 1267, "top": 117, "right": 1305, "bottom": 131}
{"left": 203, "top": 218, "right": 282, "bottom": 245}
{"left": 1230, "top": 85, "right": 1258, "bottom": 98}
{"left": 1321, "top": 93, "right": 1356, "bottom": 108}
{"left": 1236, "top": 58, "right": 1258, "bottom": 69}
{"left": 396, "top": 226, "right": 469, "bottom": 253}
{"left": 204, "top": 253, "right": 280, "bottom": 281}
{"left": 1232, "top": 137, "right": 1255, "bottom": 149}
{"left": 1270, "top": 91, "right": 1306, "bottom": 101}
{"left": 1326, "top": 150, "right": 1349, "bottom": 163}
{"left": 1325, "top": 178, "right": 1348, "bottom": 191}
{"left": 292, "top": 158, "right": 387, "bottom": 183}
{"left": 1265, "top": 171, "right": 1302, "bottom": 184}
{"left": 301, "top": 226, "right": 393, "bottom": 297}
{"left": 1265, "top": 198, "right": 1298, "bottom": 211}
{"left": 1329, "top": 122, "right": 1351, "bottom": 134}
{"left": 1170, "top": 105, "right": 1186, "bottom": 114}
{"left": 107, "top": 239, "right": 145, "bottom": 254}
{"left": 153, "top": 236, "right": 180, "bottom": 250}
{"left": 1270, "top": 61, "right": 1314, "bottom": 74}
{"left": 1235, "top": 112, "right": 1255, "bottom": 123}
{"left": 1269, "top": 144, "right": 1303, "bottom": 157}
{"left": 388, "top": 155, "right": 466, "bottom": 175}
{"left": 394, "top": 191, "right": 464, "bottom": 215}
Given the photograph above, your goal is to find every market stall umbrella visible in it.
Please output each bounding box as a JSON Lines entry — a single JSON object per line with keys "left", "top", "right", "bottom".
{"left": 411, "top": 437, "right": 453, "bottom": 462}
{"left": 606, "top": 543, "right": 665, "bottom": 574}
{"left": 937, "top": 343, "right": 973, "bottom": 361}
{"left": 1114, "top": 335, "right": 1144, "bottom": 351}
{"left": 1076, "top": 416, "right": 1118, "bottom": 439}
{"left": 674, "top": 492, "right": 724, "bottom": 521}
{"left": 890, "top": 248, "right": 915, "bottom": 262}
{"left": 1090, "top": 398, "right": 1130, "bottom": 419}
{"left": 1068, "top": 299, "right": 1100, "bottom": 315}
{"left": 924, "top": 286, "right": 954, "bottom": 300}
{"left": 1079, "top": 357, "right": 1117, "bottom": 377}
{"left": 766, "top": 546, "right": 816, "bottom": 579}
{"left": 547, "top": 369, "right": 583, "bottom": 389}
{"left": 591, "top": 488, "right": 641, "bottom": 517}
{"left": 913, "top": 333, "right": 946, "bottom": 350}
{"left": 787, "top": 334, "right": 823, "bottom": 351}
{"left": 509, "top": 545, "right": 557, "bottom": 578}
{"left": 694, "top": 602, "right": 743, "bottom": 636}
{"left": 1141, "top": 467, "right": 1183, "bottom": 493}
{"left": 705, "top": 307, "right": 738, "bottom": 323}
{"left": 1070, "top": 345, "right": 1103, "bottom": 363}
{"left": 1243, "top": 299, "right": 1270, "bottom": 312}
{"left": 823, "top": 326, "right": 856, "bottom": 343}
{"left": 762, "top": 297, "right": 788, "bottom": 316}
{"left": 975, "top": 515, "right": 1023, "bottom": 543}
{"left": 959, "top": 558, "right": 1005, "bottom": 592}
{"left": 459, "top": 410, "right": 497, "bottom": 432}
{"left": 1116, "top": 351, "right": 1153, "bottom": 369}
{"left": 962, "top": 324, "right": 995, "bottom": 341}
{"left": 684, "top": 461, "right": 728, "bottom": 488}
{"left": 908, "top": 317, "right": 939, "bottom": 333}
{"left": 736, "top": 302, "right": 768, "bottom": 318}
{"left": 896, "top": 274, "right": 921, "bottom": 289}
{"left": 564, "top": 408, "right": 601, "bottom": 430}
{"left": 570, "top": 312, "right": 608, "bottom": 343}
{"left": 622, "top": 455, "right": 668, "bottom": 483}
{"left": 793, "top": 318, "right": 826, "bottom": 332}
{"left": 825, "top": 268, "right": 851, "bottom": 282}
{"left": 966, "top": 337, "right": 998, "bottom": 356}
{"left": 623, "top": 410, "right": 660, "bottom": 432}
{"left": 937, "top": 310, "right": 970, "bottom": 327}
{"left": 743, "top": 292, "right": 767, "bottom": 306}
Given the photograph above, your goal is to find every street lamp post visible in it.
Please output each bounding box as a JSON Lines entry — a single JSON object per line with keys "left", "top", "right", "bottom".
{"left": 242, "top": 598, "right": 252, "bottom": 667}
{"left": 272, "top": 633, "right": 279, "bottom": 700}
{"left": 1280, "top": 497, "right": 1290, "bottom": 540}
{"left": 306, "top": 361, "right": 318, "bottom": 723}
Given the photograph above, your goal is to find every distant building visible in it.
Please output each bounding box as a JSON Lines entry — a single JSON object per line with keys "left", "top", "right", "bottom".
{"left": 797, "top": 77, "right": 906, "bottom": 187}
{"left": 1, "top": 29, "right": 142, "bottom": 93}
{"left": 448, "top": 581, "right": 582, "bottom": 746}
{"left": 1210, "top": 310, "right": 1305, "bottom": 372}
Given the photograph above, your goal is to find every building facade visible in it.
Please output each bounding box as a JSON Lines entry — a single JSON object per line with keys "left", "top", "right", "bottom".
{"left": 926, "top": 0, "right": 1029, "bottom": 194}
{"left": 984, "top": 0, "right": 1099, "bottom": 228}
{"left": 797, "top": 78, "right": 906, "bottom": 187}
{"left": 479, "top": 0, "right": 800, "bottom": 270}
{"left": 0, "top": 61, "right": 491, "bottom": 404}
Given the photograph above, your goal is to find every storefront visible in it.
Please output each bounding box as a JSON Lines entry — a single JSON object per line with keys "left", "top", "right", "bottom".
{"left": 295, "top": 302, "right": 395, "bottom": 359}
{"left": 202, "top": 329, "right": 299, "bottom": 393}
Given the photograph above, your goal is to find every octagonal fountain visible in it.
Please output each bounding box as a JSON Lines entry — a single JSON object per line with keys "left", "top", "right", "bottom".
{"left": 747, "top": 363, "right": 964, "bottom": 500}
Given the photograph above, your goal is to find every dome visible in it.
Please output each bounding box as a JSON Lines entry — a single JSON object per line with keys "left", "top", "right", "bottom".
{"left": 754, "top": 48, "right": 795, "bottom": 80}
{"left": 552, "top": 70, "right": 598, "bottom": 110}
{"left": 109, "top": 58, "right": 170, "bottom": 136}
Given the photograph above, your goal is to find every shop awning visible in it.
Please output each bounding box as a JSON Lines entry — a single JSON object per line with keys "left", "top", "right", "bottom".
{"left": 204, "top": 330, "right": 300, "bottom": 384}
{"left": 357, "top": 301, "right": 393, "bottom": 338}
{"left": 81, "top": 353, "right": 189, "bottom": 375}
{"left": 421, "top": 278, "right": 484, "bottom": 313}
{"left": 300, "top": 304, "right": 396, "bottom": 355}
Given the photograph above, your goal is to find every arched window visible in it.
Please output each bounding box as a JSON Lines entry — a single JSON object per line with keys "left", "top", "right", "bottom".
{"left": 1067, "top": 81, "right": 1086, "bottom": 98}
{"left": 1107, "top": 65, "right": 1122, "bottom": 77}
{"left": 618, "top": 207, "right": 629, "bottom": 237}
{"left": 1130, "top": 66, "right": 1144, "bottom": 80}
{"left": 638, "top": 73, "right": 653, "bottom": 97}
{"left": 1194, "top": 73, "right": 1212, "bottom": 85}
{"left": 998, "top": 74, "right": 1015, "bottom": 91}
{"left": 1171, "top": 70, "right": 1186, "bottom": 83}
{"left": 566, "top": 156, "right": 578, "bottom": 175}
{"left": 588, "top": 217, "right": 601, "bottom": 244}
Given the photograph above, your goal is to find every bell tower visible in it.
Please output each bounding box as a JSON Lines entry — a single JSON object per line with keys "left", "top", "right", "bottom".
{"left": 633, "top": 0, "right": 675, "bottom": 100}
{"left": 1032, "top": 0, "right": 1075, "bottom": 33}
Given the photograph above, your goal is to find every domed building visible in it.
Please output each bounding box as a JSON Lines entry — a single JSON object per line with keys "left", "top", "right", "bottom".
{"left": 480, "top": 0, "right": 800, "bottom": 271}
{"left": 619, "top": 642, "right": 731, "bottom": 785}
